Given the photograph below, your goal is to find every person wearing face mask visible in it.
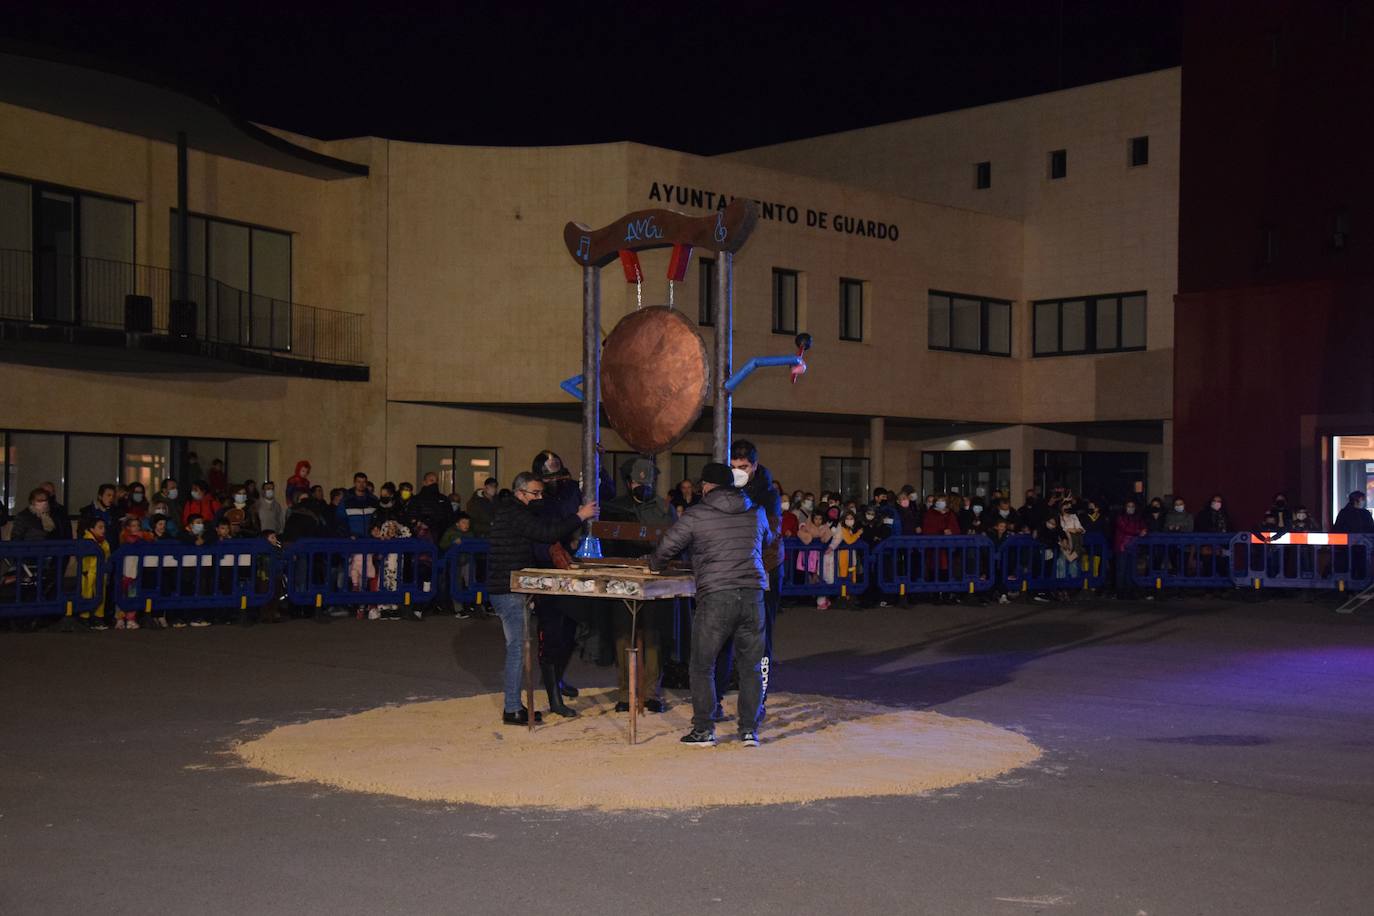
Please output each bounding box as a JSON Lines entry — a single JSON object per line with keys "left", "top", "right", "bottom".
{"left": 408, "top": 472, "right": 455, "bottom": 544}
{"left": 921, "top": 496, "right": 961, "bottom": 603}
{"left": 155, "top": 477, "right": 183, "bottom": 525}
{"left": 487, "top": 472, "right": 599, "bottom": 726}
{"left": 1145, "top": 498, "right": 1168, "bottom": 532}
{"left": 729, "top": 440, "right": 783, "bottom": 665}
{"left": 222, "top": 487, "right": 255, "bottom": 537}
{"left": 1033, "top": 515, "right": 1072, "bottom": 602}
{"left": 255, "top": 481, "right": 286, "bottom": 535}
{"left": 957, "top": 498, "right": 985, "bottom": 535}
{"left": 1018, "top": 489, "right": 1046, "bottom": 534}
{"left": 1268, "top": 493, "right": 1293, "bottom": 530}
{"left": 180, "top": 481, "right": 221, "bottom": 531}
{"left": 10, "top": 487, "right": 61, "bottom": 542}
{"left": 1289, "top": 505, "right": 1314, "bottom": 533}
{"left": 779, "top": 494, "right": 800, "bottom": 538}
{"left": 1163, "top": 497, "right": 1194, "bottom": 533}
{"left": 465, "top": 476, "right": 500, "bottom": 538}
{"left": 117, "top": 483, "right": 149, "bottom": 522}
{"left": 177, "top": 514, "right": 217, "bottom": 628}
{"left": 1194, "top": 494, "right": 1230, "bottom": 534}
{"left": 1112, "top": 499, "right": 1151, "bottom": 598}
{"left": 1334, "top": 491, "right": 1374, "bottom": 533}
{"left": 372, "top": 482, "right": 406, "bottom": 527}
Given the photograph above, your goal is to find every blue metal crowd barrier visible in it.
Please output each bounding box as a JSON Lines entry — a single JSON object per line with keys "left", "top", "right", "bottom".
{"left": 873, "top": 536, "right": 997, "bottom": 594}
{"left": 998, "top": 533, "right": 1110, "bottom": 593}
{"left": 1230, "top": 533, "right": 1374, "bottom": 592}
{"left": 0, "top": 540, "right": 107, "bottom": 618}
{"left": 110, "top": 541, "right": 283, "bottom": 615}
{"left": 779, "top": 538, "right": 871, "bottom": 598}
{"left": 443, "top": 538, "right": 490, "bottom": 604}
{"left": 284, "top": 537, "right": 438, "bottom": 608}
{"left": 1130, "top": 533, "right": 1238, "bottom": 590}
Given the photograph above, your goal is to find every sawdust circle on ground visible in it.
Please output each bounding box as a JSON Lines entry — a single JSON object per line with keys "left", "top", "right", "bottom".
{"left": 235, "top": 689, "right": 1040, "bottom": 811}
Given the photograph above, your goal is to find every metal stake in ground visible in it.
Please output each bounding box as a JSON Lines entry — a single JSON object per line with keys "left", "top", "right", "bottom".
{"left": 524, "top": 596, "right": 536, "bottom": 732}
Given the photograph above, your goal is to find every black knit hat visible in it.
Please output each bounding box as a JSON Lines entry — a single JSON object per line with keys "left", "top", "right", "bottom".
{"left": 700, "top": 462, "right": 734, "bottom": 487}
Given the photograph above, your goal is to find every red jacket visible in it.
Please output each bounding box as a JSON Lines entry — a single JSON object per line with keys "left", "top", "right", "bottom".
{"left": 286, "top": 460, "right": 313, "bottom": 502}
{"left": 1112, "top": 512, "right": 1150, "bottom": 553}
{"left": 780, "top": 512, "right": 800, "bottom": 538}
{"left": 182, "top": 493, "right": 222, "bottom": 527}
{"left": 921, "top": 508, "right": 961, "bottom": 536}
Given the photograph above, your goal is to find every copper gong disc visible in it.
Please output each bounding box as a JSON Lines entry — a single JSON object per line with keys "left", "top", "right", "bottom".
{"left": 600, "top": 306, "right": 710, "bottom": 455}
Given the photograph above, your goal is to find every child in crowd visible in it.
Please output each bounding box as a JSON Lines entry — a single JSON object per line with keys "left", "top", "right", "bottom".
{"left": 439, "top": 513, "right": 477, "bottom": 618}
{"left": 75, "top": 518, "right": 111, "bottom": 631}
{"left": 177, "top": 514, "right": 215, "bottom": 628}
{"left": 116, "top": 516, "right": 154, "bottom": 628}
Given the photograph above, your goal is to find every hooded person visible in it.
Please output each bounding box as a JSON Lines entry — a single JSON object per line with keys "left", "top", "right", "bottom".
{"left": 527, "top": 450, "right": 596, "bottom": 715}
{"left": 1334, "top": 491, "right": 1374, "bottom": 533}
{"left": 286, "top": 461, "right": 313, "bottom": 504}
{"left": 603, "top": 456, "right": 677, "bottom": 713}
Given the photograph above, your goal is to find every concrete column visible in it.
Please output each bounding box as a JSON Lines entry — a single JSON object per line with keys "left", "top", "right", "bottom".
{"left": 869, "top": 416, "right": 885, "bottom": 498}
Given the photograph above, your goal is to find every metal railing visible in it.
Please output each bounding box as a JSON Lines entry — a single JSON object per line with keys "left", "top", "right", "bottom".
{"left": 0, "top": 248, "right": 366, "bottom": 367}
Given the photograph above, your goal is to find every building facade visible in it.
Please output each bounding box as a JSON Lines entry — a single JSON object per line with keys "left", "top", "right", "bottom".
{"left": 0, "top": 51, "right": 1178, "bottom": 510}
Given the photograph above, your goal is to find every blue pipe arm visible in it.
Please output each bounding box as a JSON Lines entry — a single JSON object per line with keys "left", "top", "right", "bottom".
{"left": 560, "top": 374, "right": 584, "bottom": 401}
{"left": 723, "top": 355, "right": 803, "bottom": 394}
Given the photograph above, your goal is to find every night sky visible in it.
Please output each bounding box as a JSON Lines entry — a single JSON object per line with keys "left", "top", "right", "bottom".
{"left": 10, "top": 1, "right": 1180, "bottom": 155}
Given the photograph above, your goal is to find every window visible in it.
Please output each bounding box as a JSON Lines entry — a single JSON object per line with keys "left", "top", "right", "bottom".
{"left": 772, "top": 269, "right": 798, "bottom": 334}
{"left": 0, "top": 430, "right": 267, "bottom": 511}
{"left": 1129, "top": 136, "right": 1149, "bottom": 167}
{"left": 417, "top": 446, "right": 499, "bottom": 498}
{"left": 922, "top": 450, "right": 1010, "bottom": 501}
{"left": 697, "top": 258, "right": 716, "bottom": 326}
{"left": 1049, "top": 149, "right": 1067, "bottom": 180}
{"left": 0, "top": 175, "right": 134, "bottom": 327}
{"left": 927, "top": 291, "right": 1012, "bottom": 356}
{"left": 1035, "top": 450, "right": 1148, "bottom": 506}
{"left": 839, "top": 278, "right": 864, "bottom": 342}
{"left": 671, "top": 452, "right": 712, "bottom": 487}
{"left": 821, "top": 457, "right": 870, "bottom": 503}
{"left": 1033, "top": 292, "right": 1146, "bottom": 356}
{"left": 975, "top": 161, "right": 992, "bottom": 190}
{"left": 171, "top": 211, "right": 292, "bottom": 350}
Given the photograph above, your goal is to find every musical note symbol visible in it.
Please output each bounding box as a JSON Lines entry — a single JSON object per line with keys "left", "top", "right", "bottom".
{"left": 714, "top": 213, "right": 727, "bottom": 243}
{"left": 576, "top": 235, "right": 591, "bottom": 261}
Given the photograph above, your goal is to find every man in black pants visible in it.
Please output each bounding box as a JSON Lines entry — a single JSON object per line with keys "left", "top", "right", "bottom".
{"left": 650, "top": 462, "right": 774, "bottom": 748}
{"left": 728, "top": 439, "right": 783, "bottom": 657}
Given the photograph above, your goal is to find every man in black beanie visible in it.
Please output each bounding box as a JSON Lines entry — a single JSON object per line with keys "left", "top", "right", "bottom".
{"left": 649, "top": 462, "right": 774, "bottom": 747}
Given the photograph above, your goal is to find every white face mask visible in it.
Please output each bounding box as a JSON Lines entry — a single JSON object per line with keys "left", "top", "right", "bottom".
{"left": 934, "top": 500, "right": 947, "bottom": 511}
{"left": 1126, "top": 506, "right": 1136, "bottom": 515}
{"left": 801, "top": 500, "right": 813, "bottom": 511}
{"left": 731, "top": 468, "right": 750, "bottom": 488}
{"left": 972, "top": 505, "right": 983, "bottom": 515}
{"left": 167, "top": 488, "right": 178, "bottom": 500}
{"left": 1295, "top": 512, "right": 1307, "bottom": 520}
{"left": 132, "top": 493, "right": 143, "bottom": 503}
{"left": 264, "top": 489, "right": 275, "bottom": 500}
{"left": 1211, "top": 501, "right": 1222, "bottom": 510}
{"left": 191, "top": 522, "right": 204, "bottom": 535}
{"left": 1174, "top": 504, "right": 1185, "bottom": 512}
{"left": 998, "top": 509, "right": 1011, "bottom": 517}
{"left": 234, "top": 495, "right": 247, "bottom": 506}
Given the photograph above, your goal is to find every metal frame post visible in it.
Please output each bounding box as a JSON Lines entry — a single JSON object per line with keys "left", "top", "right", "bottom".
{"left": 578, "top": 265, "right": 603, "bottom": 557}
{"left": 713, "top": 252, "right": 733, "bottom": 461}
{"left": 176, "top": 131, "right": 189, "bottom": 304}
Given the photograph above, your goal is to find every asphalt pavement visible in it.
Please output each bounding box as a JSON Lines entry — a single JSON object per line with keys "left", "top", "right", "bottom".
{"left": 3, "top": 593, "right": 1373, "bottom": 915}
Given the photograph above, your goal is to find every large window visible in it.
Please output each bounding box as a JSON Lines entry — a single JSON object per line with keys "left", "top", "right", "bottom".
{"left": 416, "top": 446, "right": 499, "bottom": 499}
{"left": 0, "top": 174, "right": 134, "bottom": 326}
{"left": 927, "top": 291, "right": 1012, "bottom": 356}
{"left": 772, "top": 269, "right": 798, "bottom": 334}
{"left": 839, "top": 278, "right": 864, "bottom": 342}
{"left": 171, "top": 211, "right": 292, "bottom": 350}
{"left": 697, "top": 258, "right": 716, "bottom": 326}
{"left": 821, "top": 456, "right": 870, "bottom": 503}
{"left": 1034, "top": 450, "right": 1148, "bottom": 506}
{"left": 1034, "top": 292, "right": 1146, "bottom": 356}
{"left": 922, "top": 450, "right": 1010, "bottom": 502}
{"left": 0, "top": 430, "right": 268, "bottom": 511}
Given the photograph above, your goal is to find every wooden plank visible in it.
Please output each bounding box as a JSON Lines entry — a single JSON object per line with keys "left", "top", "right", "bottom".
{"left": 510, "top": 567, "right": 695, "bottom": 601}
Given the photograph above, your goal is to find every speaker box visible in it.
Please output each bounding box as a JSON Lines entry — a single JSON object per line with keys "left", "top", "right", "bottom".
{"left": 123, "top": 294, "right": 154, "bottom": 333}
{"left": 170, "top": 299, "right": 197, "bottom": 338}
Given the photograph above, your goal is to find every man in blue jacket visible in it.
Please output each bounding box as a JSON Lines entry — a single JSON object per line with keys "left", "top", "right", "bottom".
{"left": 649, "top": 462, "right": 774, "bottom": 748}
{"left": 337, "top": 472, "right": 380, "bottom": 537}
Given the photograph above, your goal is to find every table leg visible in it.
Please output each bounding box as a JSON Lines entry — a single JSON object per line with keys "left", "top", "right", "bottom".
{"left": 524, "top": 596, "right": 536, "bottom": 733}
{"left": 625, "top": 599, "right": 640, "bottom": 747}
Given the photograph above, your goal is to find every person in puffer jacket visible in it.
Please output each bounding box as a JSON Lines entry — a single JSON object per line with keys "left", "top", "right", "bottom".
{"left": 649, "top": 462, "right": 775, "bottom": 748}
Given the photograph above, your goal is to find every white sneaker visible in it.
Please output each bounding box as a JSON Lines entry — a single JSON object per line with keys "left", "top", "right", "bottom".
{"left": 367, "top": 608, "right": 381, "bottom": 620}
{"left": 998, "top": 594, "right": 1010, "bottom": 605}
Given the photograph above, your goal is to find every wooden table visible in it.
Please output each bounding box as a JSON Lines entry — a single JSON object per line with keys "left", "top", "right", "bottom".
{"left": 510, "top": 563, "right": 695, "bottom": 745}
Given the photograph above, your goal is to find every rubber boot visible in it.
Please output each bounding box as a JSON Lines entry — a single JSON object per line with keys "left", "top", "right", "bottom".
{"left": 556, "top": 650, "right": 579, "bottom": 698}
{"left": 542, "top": 663, "right": 576, "bottom": 717}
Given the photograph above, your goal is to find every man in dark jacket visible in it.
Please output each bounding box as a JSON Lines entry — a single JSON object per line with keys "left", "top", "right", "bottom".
{"left": 39, "top": 482, "right": 72, "bottom": 539}
{"left": 465, "top": 477, "right": 499, "bottom": 537}
{"left": 487, "top": 472, "right": 598, "bottom": 726}
{"left": 730, "top": 439, "right": 783, "bottom": 663}
{"left": 1334, "top": 491, "right": 1374, "bottom": 533}
{"left": 650, "top": 462, "right": 774, "bottom": 748}
{"left": 408, "top": 472, "right": 454, "bottom": 538}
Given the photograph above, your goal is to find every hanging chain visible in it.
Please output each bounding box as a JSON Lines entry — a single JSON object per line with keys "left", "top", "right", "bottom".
{"left": 667, "top": 279, "right": 675, "bottom": 308}
{"left": 636, "top": 275, "right": 643, "bottom": 310}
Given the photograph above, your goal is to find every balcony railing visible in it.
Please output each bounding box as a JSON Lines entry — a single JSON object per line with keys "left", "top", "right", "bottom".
{"left": 0, "top": 248, "right": 366, "bottom": 368}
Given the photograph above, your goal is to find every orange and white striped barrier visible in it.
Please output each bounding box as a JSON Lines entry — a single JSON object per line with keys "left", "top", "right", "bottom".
{"left": 1249, "top": 532, "right": 1349, "bottom": 545}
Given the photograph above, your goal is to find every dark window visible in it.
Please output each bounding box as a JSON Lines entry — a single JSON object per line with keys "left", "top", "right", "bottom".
{"left": 698, "top": 257, "right": 716, "bottom": 326}
{"left": 772, "top": 268, "right": 798, "bottom": 334}
{"left": 171, "top": 210, "right": 292, "bottom": 351}
{"left": 1035, "top": 450, "right": 1148, "bottom": 507}
{"left": 820, "top": 456, "right": 870, "bottom": 502}
{"left": 839, "top": 278, "right": 864, "bottom": 341}
{"left": 927, "top": 291, "right": 1012, "bottom": 356}
{"left": 671, "top": 452, "right": 712, "bottom": 487}
{"left": 975, "top": 161, "right": 992, "bottom": 190}
{"left": 1049, "top": 149, "right": 1067, "bottom": 180}
{"left": 1129, "top": 136, "right": 1149, "bottom": 167}
{"left": 416, "top": 446, "right": 500, "bottom": 498}
{"left": 1033, "top": 292, "right": 1146, "bottom": 356}
{"left": 921, "top": 450, "right": 1010, "bottom": 502}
